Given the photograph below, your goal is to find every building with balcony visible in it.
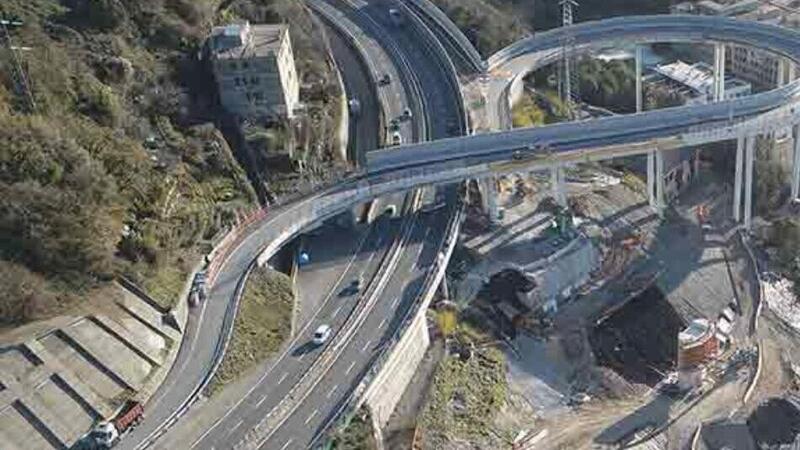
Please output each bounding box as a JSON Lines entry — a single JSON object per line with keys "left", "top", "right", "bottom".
{"left": 208, "top": 22, "right": 300, "bottom": 120}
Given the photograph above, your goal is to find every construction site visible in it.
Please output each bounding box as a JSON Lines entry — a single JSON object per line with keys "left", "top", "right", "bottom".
{"left": 377, "top": 164, "right": 800, "bottom": 449}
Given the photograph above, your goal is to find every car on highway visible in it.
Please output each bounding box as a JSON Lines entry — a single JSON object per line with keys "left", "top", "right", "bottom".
{"left": 388, "top": 118, "right": 400, "bottom": 131}
{"left": 312, "top": 324, "right": 332, "bottom": 345}
{"left": 379, "top": 73, "right": 391, "bottom": 86}
{"left": 339, "top": 277, "right": 363, "bottom": 297}
{"left": 401, "top": 107, "right": 412, "bottom": 120}
{"left": 388, "top": 8, "right": 404, "bottom": 26}
{"left": 391, "top": 131, "right": 402, "bottom": 146}
{"left": 348, "top": 98, "right": 361, "bottom": 116}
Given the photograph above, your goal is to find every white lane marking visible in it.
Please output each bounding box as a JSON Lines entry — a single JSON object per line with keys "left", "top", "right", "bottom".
{"left": 280, "top": 438, "right": 294, "bottom": 450}
{"left": 297, "top": 352, "right": 305, "bottom": 362}
{"left": 362, "top": 340, "right": 372, "bottom": 352}
{"left": 278, "top": 372, "right": 289, "bottom": 385}
{"left": 256, "top": 393, "right": 269, "bottom": 408}
{"left": 327, "top": 385, "right": 338, "bottom": 399}
{"left": 333, "top": 304, "right": 344, "bottom": 318}
{"left": 345, "top": 361, "right": 356, "bottom": 375}
{"left": 197, "top": 226, "right": 374, "bottom": 440}
{"left": 390, "top": 296, "right": 399, "bottom": 309}
{"left": 305, "top": 409, "right": 318, "bottom": 425}
{"left": 230, "top": 419, "right": 243, "bottom": 434}
{"left": 378, "top": 318, "right": 387, "bottom": 329}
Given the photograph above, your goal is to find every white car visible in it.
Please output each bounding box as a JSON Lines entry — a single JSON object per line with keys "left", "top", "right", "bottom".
{"left": 312, "top": 324, "right": 332, "bottom": 345}
{"left": 348, "top": 99, "right": 361, "bottom": 116}
{"left": 391, "top": 131, "right": 402, "bottom": 146}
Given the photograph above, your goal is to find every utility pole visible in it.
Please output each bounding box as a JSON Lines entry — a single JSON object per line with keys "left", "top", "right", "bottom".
{"left": 559, "top": 0, "right": 578, "bottom": 117}
{"left": 1, "top": 16, "right": 37, "bottom": 112}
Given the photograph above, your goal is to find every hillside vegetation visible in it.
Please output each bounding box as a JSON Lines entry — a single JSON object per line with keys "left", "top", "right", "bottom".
{"left": 0, "top": 0, "right": 336, "bottom": 326}
{"left": 205, "top": 266, "right": 293, "bottom": 395}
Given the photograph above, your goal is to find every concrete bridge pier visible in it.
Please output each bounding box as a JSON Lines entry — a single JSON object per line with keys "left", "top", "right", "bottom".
{"left": 744, "top": 135, "right": 756, "bottom": 230}
{"left": 732, "top": 134, "right": 758, "bottom": 229}
{"left": 776, "top": 59, "right": 793, "bottom": 141}
{"left": 792, "top": 124, "right": 800, "bottom": 201}
{"left": 655, "top": 149, "right": 665, "bottom": 215}
{"left": 733, "top": 135, "right": 744, "bottom": 222}
{"left": 551, "top": 164, "right": 567, "bottom": 207}
{"left": 438, "top": 275, "right": 449, "bottom": 301}
{"left": 635, "top": 45, "right": 643, "bottom": 113}
{"left": 480, "top": 176, "right": 500, "bottom": 224}
{"left": 647, "top": 150, "right": 656, "bottom": 208}
{"left": 713, "top": 43, "right": 726, "bottom": 102}
{"left": 646, "top": 150, "right": 665, "bottom": 214}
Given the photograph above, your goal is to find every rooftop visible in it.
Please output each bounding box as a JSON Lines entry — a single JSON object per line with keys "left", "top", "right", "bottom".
{"left": 674, "top": 0, "right": 800, "bottom": 28}
{"left": 679, "top": 318, "right": 712, "bottom": 345}
{"left": 209, "top": 22, "right": 288, "bottom": 60}
{"left": 651, "top": 60, "right": 750, "bottom": 97}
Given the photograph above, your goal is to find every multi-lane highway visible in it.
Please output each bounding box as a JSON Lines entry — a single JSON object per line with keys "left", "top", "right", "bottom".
{"left": 130, "top": 11, "right": 800, "bottom": 450}
{"left": 163, "top": 1, "right": 466, "bottom": 449}
{"left": 189, "top": 218, "right": 400, "bottom": 449}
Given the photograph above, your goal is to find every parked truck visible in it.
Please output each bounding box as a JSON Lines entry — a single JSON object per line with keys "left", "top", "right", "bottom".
{"left": 90, "top": 400, "right": 144, "bottom": 448}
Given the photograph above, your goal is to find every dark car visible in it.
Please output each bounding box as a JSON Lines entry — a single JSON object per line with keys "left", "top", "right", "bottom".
{"left": 339, "top": 278, "right": 362, "bottom": 297}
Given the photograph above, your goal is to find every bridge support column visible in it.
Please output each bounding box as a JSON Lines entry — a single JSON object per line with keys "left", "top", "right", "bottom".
{"left": 792, "top": 124, "right": 800, "bottom": 201}
{"left": 733, "top": 135, "right": 744, "bottom": 222}
{"left": 655, "top": 150, "right": 665, "bottom": 215}
{"left": 744, "top": 135, "right": 756, "bottom": 230}
{"left": 635, "top": 45, "right": 643, "bottom": 113}
{"left": 647, "top": 150, "right": 656, "bottom": 208}
{"left": 481, "top": 177, "right": 500, "bottom": 224}
{"left": 713, "top": 43, "right": 726, "bottom": 102}
{"left": 551, "top": 164, "right": 567, "bottom": 208}
{"left": 439, "top": 276, "right": 449, "bottom": 301}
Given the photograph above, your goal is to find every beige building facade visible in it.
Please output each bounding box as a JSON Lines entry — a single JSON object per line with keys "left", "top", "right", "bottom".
{"left": 208, "top": 22, "right": 300, "bottom": 120}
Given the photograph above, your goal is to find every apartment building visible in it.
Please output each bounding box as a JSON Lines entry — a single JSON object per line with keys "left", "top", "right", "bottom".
{"left": 671, "top": 0, "right": 799, "bottom": 88}
{"left": 208, "top": 22, "right": 300, "bottom": 120}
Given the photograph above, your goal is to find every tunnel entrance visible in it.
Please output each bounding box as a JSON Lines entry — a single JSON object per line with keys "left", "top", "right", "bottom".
{"left": 590, "top": 286, "right": 684, "bottom": 386}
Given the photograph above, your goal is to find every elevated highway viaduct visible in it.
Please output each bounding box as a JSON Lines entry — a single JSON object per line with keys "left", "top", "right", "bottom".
{"left": 132, "top": 12, "right": 800, "bottom": 450}
{"left": 201, "top": 14, "right": 800, "bottom": 446}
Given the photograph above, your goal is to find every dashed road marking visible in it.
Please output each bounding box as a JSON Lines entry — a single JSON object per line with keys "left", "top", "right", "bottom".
{"left": 230, "top": 419, "right": 243, "bottom": 434}
{"left": 280, "top": 438, "right": 294, "bottom": 450}
{"left": 278, "top": 372, "right": 289, "bottom": 384}
{"left": 305, "top": 409, "right": 318, "bottom": 425}
{"left": 378, "top": 318, "right": 386, "bottom": 329}
{"left": 362, "top": 340, "right": 372, "bottom": 352}
{"left": 256, "top": 393, "right": 269, "bottom": 408}
{"left": 345, "top": 361, "right": 356, "bottom": 375}
{"left": 327, "top": 385, "right": 338, "bottom": 399}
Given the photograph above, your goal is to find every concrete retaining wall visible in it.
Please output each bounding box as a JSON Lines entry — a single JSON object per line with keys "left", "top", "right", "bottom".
{"left": 363, "top": 310, "right": 430, "bottom": 426}
{"left": 361, "top": 206, "right": 462, "bottom": 427}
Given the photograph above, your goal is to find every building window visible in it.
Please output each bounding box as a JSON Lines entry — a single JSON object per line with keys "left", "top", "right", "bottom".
{"left": 243, "top": 61, "right": 249, "bottom": 69}
{"left": 230, "top": 62, "right": 238, "bottom": 70}
{"left": 251, "top": 77, "right": 259, "bottom": 85}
